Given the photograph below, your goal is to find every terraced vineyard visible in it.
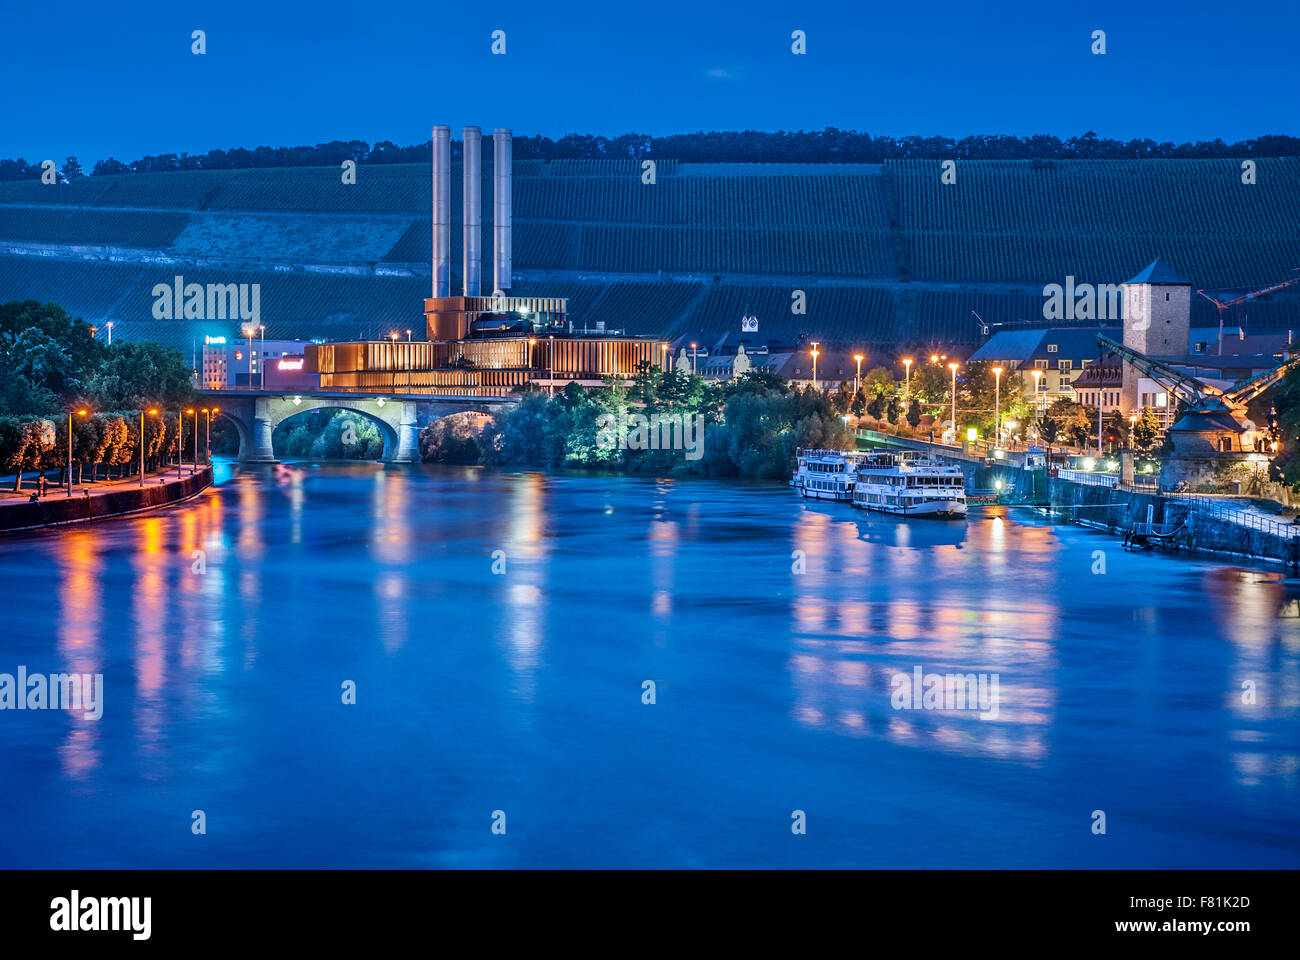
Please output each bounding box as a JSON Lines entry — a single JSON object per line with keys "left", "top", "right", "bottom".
{"left": 0, "top": 155, "right": 1298, "bottom": 347}
{"left": 892, "top": 157, "right": 1300, "bottom": 288}
{"left": 0, "top": 207, "right": 189, "bottom": 248}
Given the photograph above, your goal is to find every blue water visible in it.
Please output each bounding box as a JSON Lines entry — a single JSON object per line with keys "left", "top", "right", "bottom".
{"left": 0, "top": 461, "right": 1297, "bottom": 868}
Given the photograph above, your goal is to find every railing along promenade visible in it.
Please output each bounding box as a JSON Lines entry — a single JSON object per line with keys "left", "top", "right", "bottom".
{"left": 1165, "top": 492, "right": 1300, "bottom": 540}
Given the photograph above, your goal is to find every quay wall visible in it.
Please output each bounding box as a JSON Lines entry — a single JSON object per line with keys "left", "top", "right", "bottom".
{"left": 1047, "top": 477, "right": 1300, "bottom": 568}
{"left": 0, "top": 467, "right": 214, "bottom": 533}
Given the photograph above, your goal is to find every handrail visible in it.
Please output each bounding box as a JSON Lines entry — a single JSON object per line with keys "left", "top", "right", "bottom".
{"left": 1167, "top": 492, "right": 1300, "bottom": 539}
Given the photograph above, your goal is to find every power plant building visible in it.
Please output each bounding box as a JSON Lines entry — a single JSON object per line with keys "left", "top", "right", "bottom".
{"left": 306, "top": 126, "right": 661, "bottom": 396}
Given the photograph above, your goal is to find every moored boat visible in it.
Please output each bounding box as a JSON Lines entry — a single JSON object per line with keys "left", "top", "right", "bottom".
{"left": 791, "top": 449, "right": 865, "bottom": 502}
{"left": 850, "top": 451, "right": 967, "bottom": 519}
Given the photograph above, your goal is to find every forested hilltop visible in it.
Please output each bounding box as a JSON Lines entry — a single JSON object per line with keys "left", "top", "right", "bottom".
{"left": 4, "top": 128, "right": 1298, "bottom": 181}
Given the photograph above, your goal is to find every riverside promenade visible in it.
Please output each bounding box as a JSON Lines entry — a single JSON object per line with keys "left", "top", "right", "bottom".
{"left": 0, "top": 465, "right": 214, "bottom": 533}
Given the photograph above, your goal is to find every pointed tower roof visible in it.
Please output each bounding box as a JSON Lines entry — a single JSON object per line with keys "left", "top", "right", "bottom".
{"left": 1125, "top": 258, "right": 1191, "bottom": 285}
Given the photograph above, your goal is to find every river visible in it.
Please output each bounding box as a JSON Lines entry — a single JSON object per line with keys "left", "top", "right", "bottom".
{"left": 0, "top": 461, "right": 1297, "bottom": 868}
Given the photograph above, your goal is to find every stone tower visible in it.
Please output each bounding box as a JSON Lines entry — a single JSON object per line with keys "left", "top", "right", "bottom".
{"left": 1121, "top": 258, "right": 1191, "bottom": 412}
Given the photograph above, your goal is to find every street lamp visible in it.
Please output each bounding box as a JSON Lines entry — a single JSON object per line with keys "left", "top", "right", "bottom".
{"left": 1031, "top": 369, "right": 1042, "bottom": 426}
{"left": 243, "top": 327, "right": 254, "bottom": 389}
{"left": 387, "top": 332, "right": 400, "bottom": 391}
{"left": 141, "top": 409, "right": 159, "bottom": 487}
{"left": 105, "top": 321, "right": 113, "bottom": 346}
{"left": 67, "top": 408, "right": 89, "bottom": 497}
{"left": 406, "top": 329, "right": 412, "bottom": 342}
{"left": 853, "top": 353, "right": 864, "bottom": 395}
{"left": 548, "top": 335, "right": 555, "bottom": 396}
{"left": 189, "top": 408, "right": 198, "bottom": 474}
{"left": 810, "top": 342, "right": 820, "bottom": 390}
{"left": 690, "top": 342, "right": 698, "bottom": 376}
{"left": 948, "top": 362, "right": 959, "bottom": 440}
{"left": 992, "top": 366, "right": 1003, "bottom": 447}
{"left": 903, "top": 358, "right": 913, "bottom": 405}
{"left": 177, "top": 410, "right": 186, "bottom": 478}
{"left": 661, "top": 343, "right": 668, "bottom": 373}
{"left": 259, "top": 325, "right": 266, "bottom": 390}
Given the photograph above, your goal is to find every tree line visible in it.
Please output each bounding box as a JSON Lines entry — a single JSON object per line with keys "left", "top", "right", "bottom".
{"left": 1, "top": 300, "right": 196, "bottom": 416}
{"left": 0, "top": 410, "right": 194, "bottom": 492}
{"left": 0, "top": 299, "right": 199, "bottom": 490}
{"left": 4, "top": 129, "right": 1298, "bottom": 181}
{"left": 421, "top": 366, "right": 854, "bottom": 478}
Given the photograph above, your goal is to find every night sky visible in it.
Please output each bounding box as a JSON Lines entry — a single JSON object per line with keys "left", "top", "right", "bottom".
{"left": 3, "top": 0, "right": 1296, "bottom": 164}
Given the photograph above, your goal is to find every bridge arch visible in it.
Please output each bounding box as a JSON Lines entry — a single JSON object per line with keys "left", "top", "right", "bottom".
{"left": 215, "top": 408, "right": 254, "bottom": 461}
{"left": 273, "top": 404, "right": 399, "bottom": 461}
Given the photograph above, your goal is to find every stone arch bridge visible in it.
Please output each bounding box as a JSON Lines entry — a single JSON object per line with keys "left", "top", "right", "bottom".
{"left": 201, "top": 391, "right": 517, "bottom": 462}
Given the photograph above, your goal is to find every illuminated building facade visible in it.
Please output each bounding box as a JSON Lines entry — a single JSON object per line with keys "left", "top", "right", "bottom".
{"left": 202, "top": 337, "right": 318, "bottom": 389}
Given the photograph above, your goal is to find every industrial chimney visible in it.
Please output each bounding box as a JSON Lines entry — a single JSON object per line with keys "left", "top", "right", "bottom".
{"left": 493, "top": 128, "right": 512, "bottom": 292}
{"left": 431, "top": 125, "right": 451, "bottom": 298}
{"left": 462, "top": 127, "right": 482, "bottom": 297}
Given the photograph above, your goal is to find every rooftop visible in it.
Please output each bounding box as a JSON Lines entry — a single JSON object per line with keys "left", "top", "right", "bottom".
{"left": 1126, "top": 257, "right": 1191, "bottom": 286}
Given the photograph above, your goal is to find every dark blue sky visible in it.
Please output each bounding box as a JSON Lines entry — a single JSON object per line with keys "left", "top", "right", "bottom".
{"left": 4, "top": 0, "right": 1296, "bottom": 163}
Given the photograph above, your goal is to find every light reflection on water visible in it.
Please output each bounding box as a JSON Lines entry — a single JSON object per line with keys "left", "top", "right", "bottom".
{"left": 0, "top": 461, "right": 1296, "bottom": 868}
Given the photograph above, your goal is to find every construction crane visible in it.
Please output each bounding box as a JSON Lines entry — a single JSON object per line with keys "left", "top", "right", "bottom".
{"left": 1098, "top": 333, "right": 1300, "bottom": 423}
{"left": 1196, "top": 269, "right": 1300, "bottom": 356}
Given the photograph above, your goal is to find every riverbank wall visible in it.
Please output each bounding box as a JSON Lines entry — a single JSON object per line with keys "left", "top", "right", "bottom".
{"left": 1047, "top": 476, "right": 1300, "bottom": 568}
{"left": 0, "top": 467, "right": 214, "bottom": 533}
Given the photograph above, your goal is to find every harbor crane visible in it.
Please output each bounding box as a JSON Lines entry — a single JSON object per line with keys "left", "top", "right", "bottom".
{"left": 1097, "top": 333, "right": 1300, "bottom": 429}
{"left": 1195, "top": 269, "right": 1300, "bottom": 356}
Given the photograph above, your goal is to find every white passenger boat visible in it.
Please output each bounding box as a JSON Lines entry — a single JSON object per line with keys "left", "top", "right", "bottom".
{"left": 791, "top": 449, "right": 866, "bottom": 502}
{"left": 850, "top": 452, "right": 967, "bottom": 518}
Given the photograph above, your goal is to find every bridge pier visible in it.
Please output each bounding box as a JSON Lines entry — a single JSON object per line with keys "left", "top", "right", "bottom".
{"left": 248, "top": 399, "right": 280, "bottom": 463}
{"left": 384, "top": 403, "right": 421, "bottom": 463}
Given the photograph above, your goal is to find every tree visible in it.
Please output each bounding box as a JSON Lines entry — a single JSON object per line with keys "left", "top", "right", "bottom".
{"left": 0, "top": 417, "right": 55, "bottom": 491}
{"left": 1045, "top": 397, "right": 1078, "bottom": 421}
{"left": 862, "top": 366, "right": 894, "bottom": 397}
{"left": 906, "top": 399, "right": 922, "bottom": 429}
{"left": 91, "top": 157, "right": 130, "bottom": 176}
{"left": 1066, "top": 408, "right": 1094, "bottom": 449}
{"left": 1104, "top": 410, "right": 1130, "bottom": 450}
{"left": 84, "top": 341, "right": 195, "bottom": 411}
{"left": 831, "top": 382, "right": 854, "bottom": 415}
{"left": 850, "top": 389, "right": 866, "bottom": 416}
{"left": 62, "top": 156, "right": 84, "bottom": 181}
{"left": 910, "top": 363, "right": 949, "bottom": 404}
{"left": 1039, "top": 416, "right": 1063, "bottom": 445}
{"left": 1132, "top": 407, "right": 1161, "bottom": 452}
